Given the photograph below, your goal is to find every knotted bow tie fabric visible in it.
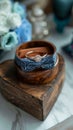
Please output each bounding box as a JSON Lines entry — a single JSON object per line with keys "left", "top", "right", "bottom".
{"left": 15, "top": 53, "right": 57, "bottom": 72}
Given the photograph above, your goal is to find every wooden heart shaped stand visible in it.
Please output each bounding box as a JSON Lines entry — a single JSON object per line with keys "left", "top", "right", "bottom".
{"left": 0, "top": 41, "right": 65, "bottom": 121}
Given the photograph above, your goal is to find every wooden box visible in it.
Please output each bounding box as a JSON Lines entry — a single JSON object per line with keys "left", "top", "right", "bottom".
{"left": 0, "top": 54, "right": 65, "bottom": 121}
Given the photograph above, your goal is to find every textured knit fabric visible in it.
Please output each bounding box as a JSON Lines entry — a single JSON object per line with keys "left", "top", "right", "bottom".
{"left": 15, "top": 19, "right": 32, "bottom": 44}
{"left": 0, "top": 32, "right": 18, "bottom": 51}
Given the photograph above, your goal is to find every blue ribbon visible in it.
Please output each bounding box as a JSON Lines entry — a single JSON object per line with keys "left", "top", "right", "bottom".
{"left": 15, "top": 53, "right": 57, "bottom": 72}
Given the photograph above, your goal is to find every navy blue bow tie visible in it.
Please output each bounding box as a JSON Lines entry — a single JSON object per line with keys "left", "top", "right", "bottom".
{"left": 15, "top": 53, "right": 57, "bottom": 72}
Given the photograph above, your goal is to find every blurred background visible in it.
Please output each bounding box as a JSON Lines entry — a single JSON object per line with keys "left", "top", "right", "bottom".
{"left": 0, "top": 0, "right": 73, "bottom": 59}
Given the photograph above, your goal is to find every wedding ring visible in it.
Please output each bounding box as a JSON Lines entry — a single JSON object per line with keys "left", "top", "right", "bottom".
{"left": 15, "top": 40, "right": 57, "bottom": 72}
{"left": 25, "top": 51, "right": 47, "bottom": 62}
{"left": 15, "top": 41, "right": 60, "bottom": 86}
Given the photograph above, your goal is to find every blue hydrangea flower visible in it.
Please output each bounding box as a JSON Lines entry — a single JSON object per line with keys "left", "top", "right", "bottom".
{"left": 12, "top": 2, "right": 26, "bottom": 19}
{"left": 15, "top": 19, "right": 32, "bottom": 44}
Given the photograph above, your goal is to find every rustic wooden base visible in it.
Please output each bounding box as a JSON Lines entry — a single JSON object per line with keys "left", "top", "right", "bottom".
{"left": 0, "top": 54, "right": 65, "bottom": 121}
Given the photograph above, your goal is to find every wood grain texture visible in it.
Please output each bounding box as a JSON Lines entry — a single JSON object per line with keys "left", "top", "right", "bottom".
{"left": 0, "top": 54, "right": 65, "bottom": 120}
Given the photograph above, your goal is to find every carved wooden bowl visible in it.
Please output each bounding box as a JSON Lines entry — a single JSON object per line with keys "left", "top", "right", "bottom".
{"left": 15, "top": 40, "right": 59, "bottom": 85}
